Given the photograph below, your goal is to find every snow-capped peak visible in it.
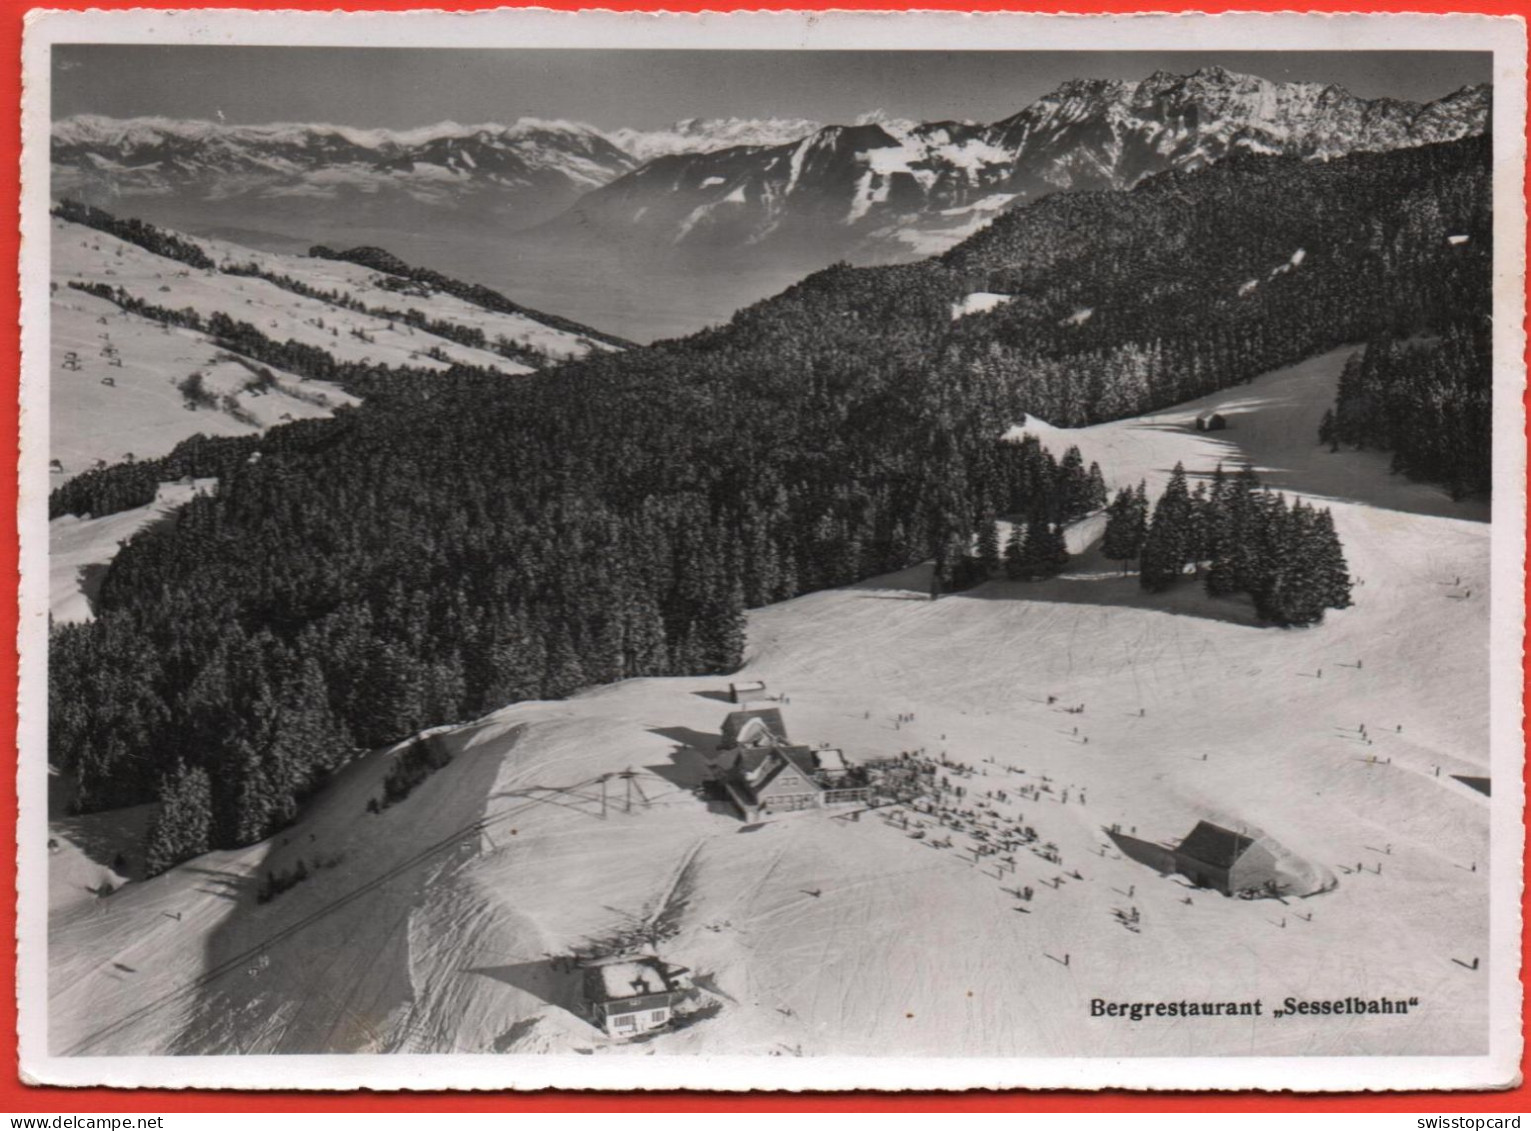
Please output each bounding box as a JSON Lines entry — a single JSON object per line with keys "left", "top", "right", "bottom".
{"left": 607, "top": 117, "right": 825, "bottom": 161}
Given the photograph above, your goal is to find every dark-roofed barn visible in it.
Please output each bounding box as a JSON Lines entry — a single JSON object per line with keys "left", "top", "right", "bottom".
{"left": 1173, "top": 820, "right": 1281, "bottom": 896}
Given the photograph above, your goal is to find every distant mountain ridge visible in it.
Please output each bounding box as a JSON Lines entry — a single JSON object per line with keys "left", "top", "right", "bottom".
{"left": 52, "top": 113, "right": 640, "bottom": 228}
{"left": 606, "top": 116, "right": 828, "bottom": 161}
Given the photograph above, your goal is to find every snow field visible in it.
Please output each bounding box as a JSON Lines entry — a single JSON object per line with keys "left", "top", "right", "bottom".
{"left": 54, "top": 220, "right": 529, "bottom": 376}
{"left": 49, "top": 288, "right": 357, "bottom": 482}
{"left": 193, "top": 232, "right": 614, "bottom": 362}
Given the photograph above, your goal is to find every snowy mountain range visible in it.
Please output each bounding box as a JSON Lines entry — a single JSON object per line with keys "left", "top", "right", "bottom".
{"left": 51, "top": 114, "right": 640, "bottom": 229}
{"left": 52, "top": 67, "right": 1491, "bottom": 307}
{"left": 606, "top": 116, "right": 829, "bottom": 162}
{"left": 545, "top": 67, "right": 1492, "bottom": 259}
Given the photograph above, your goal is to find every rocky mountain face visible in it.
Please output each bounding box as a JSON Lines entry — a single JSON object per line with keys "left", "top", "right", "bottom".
{"left": 542, "top": 67, "right": 1492, "bottom": 261}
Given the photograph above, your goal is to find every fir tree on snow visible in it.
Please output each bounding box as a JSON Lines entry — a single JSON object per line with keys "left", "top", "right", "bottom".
{"left": 1139, "top": 463, "right": 1194, "bottom": 592}
{"left": 1101, "top": 482, "right": 1149, "bottom": 568}
{"left": 1003, "top": 522, "right": 1026, "bottom": 580}
{"left": 144, "top": 761, "right": 214, "bottom": 877}
{"left": 1135, "top": 463, "right": 1352, "bottom": 626}
{"left": 1011, "top": 507, "right": 1070, "bottom": 581}
{"left": 976, "top": 514, "right": 1002, "bottom": 575}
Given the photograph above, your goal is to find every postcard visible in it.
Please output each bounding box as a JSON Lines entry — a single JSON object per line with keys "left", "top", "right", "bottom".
{"left": 18, "top": 7, "right": 1526, "bottom": 1091}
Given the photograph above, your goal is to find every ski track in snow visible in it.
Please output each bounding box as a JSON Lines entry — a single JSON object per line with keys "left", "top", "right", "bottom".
{"left": 49, "top": 345, "right": 1492, "bottom": 1059}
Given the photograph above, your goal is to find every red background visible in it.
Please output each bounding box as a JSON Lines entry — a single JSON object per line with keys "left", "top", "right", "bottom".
{"left": 3, "top": 0, "right": 1527, "bottom": 1113}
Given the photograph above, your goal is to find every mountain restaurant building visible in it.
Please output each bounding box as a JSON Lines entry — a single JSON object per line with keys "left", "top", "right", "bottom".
{"left": 579, "top": 954, "right": 691, "bottom": 1038}
{"left": 1172, "top": 820, "right": 1281, "bottom": 896}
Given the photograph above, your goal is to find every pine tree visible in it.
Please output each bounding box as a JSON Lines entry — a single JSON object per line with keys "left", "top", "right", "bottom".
{"left": 1003, "top": 522, "right": 1026, "bottom": 580}
{"left": 1318, "top": 407, "right": 1339, "bottom": 453}
{"left": 976, "top": 515, "right": 1002, "bottom": 575}
{"left": 1058, "top": 446, "right": 1089, "bottom": 517}
{"left": 1312, "top": 507, "right": 1353, "bottom": 611}
{"left": 1102, "top": 481, "right": 1149, "bottom": 569}
{"left": 1015, "top": 511, "right": 1069, "bottom": 580}
{"left": 1085, "top": 462, "right": 1108, "bottom": 513}
{"left": 1139, "top": 463, "right": 1192, "bottom": 592}
{"left": 1253, "top": 497, "right": 1329, "bottom": 626}
{"left": 1187, "top": 481, "right": 1210, "bottom": 568}
{"left": 1102, "top": 487, "right": 1136, "bottom": 566}
{"left": 542, "top": 625, "right": 588, "bottom": 698}
{"left": 1042, "top": 521, "right": 1070, "bottom": 575}
{"left": 144, "top": 761, "right": 213, "bottom": 876}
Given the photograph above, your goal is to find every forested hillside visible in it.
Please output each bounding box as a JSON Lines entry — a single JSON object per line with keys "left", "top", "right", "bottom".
{"left": 51, "top": 136, "right": 1491, "bottom": 867}
{"left": 701, "top": 136, "right": 1487, "bottom": 429}
{"left": 1321, "top": 325, "right": 1492, "bottom": 498}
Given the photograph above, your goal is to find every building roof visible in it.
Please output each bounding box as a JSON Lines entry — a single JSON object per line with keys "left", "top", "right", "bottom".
{"left": 748, "top": 745, "right": 824, "bottom": 798}
{"left": 737, "top": 747, "right": 777, "bottom": 784}
{"left": 778, "top": 746, "right": 822, "bottom": 781}
{"left": 1176, "top": 821, "right": 1256, "bottom": 869}
{"left": 720, "top": 707, "right": 789, "bottom": 748}
{"left": 581, "top": 955, "right": 677, "bottom": 1004}
{"left": 817, "top": 749, "right": 850, "bottom": 774}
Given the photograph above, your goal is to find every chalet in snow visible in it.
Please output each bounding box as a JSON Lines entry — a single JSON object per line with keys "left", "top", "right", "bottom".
{"left": 579, "top": 954, "right": 691, "bottom": 1038}
{"left": 708, "top": 707, "right": 870, "bottom": 819}
{"left": 1171, "top": 820, "right": 1281, "bottom": 896}
{"left": 1105, "top": 819, "right": 1286, "bottom": 898}
{"left": 1195, "top": 412, "right": 1228, "bottom": 432}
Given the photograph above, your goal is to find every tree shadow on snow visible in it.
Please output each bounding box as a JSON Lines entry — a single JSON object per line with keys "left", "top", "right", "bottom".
{"left": 50, "top": 802, "right": 155, "bottom": 879}
{"left": 845, "top": 561, "right": 936, "bottom": 598}
{"left": 77, "top": 562, "right": 111, "bottom": 619}
{"left": 958, "top": 571, "right": 1273, "bottom": 630}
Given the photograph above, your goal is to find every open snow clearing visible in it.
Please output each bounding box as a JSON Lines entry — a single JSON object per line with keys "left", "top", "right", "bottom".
{"left": 48, "top": 214, "right": 624, "bottom": 482}
{"left": 49, "top": 477, "right": 217, "bottom": 623}
{"left": 49, "top": 345, "right": 1490, "bottom": 1059}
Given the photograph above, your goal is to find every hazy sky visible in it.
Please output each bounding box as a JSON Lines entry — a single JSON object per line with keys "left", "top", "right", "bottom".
{"left": 54, "top": 48, "right": 1491, "bottom": 132}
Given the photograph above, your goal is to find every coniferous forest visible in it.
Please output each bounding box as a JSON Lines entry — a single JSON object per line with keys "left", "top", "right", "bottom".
{"left": 49, "top": 135, "right": 1489, "bottom": 872}
{"left": 1115, "top": 463, "right": 1353, "bottom": 626}
{"left": 1321, "top": 324, "right": 1493, "bottom": 498}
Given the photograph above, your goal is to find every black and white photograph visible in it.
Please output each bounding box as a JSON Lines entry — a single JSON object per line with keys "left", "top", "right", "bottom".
{"left": 18, "top": 9, "right": 1525, "bottom": 1092}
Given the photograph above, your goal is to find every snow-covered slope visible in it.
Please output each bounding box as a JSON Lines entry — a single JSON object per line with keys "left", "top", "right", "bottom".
{"left": 51, "top": 344, "right": 1492, "bottom": 1061}
{"left": 544, "top": 68, "right": 1490, "bottom": 261}
{"left": 50, "top": 235, "right": 362, "bottom": 481}
{"left": 49, "top": 215, "right": 622, "bottom": 483}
